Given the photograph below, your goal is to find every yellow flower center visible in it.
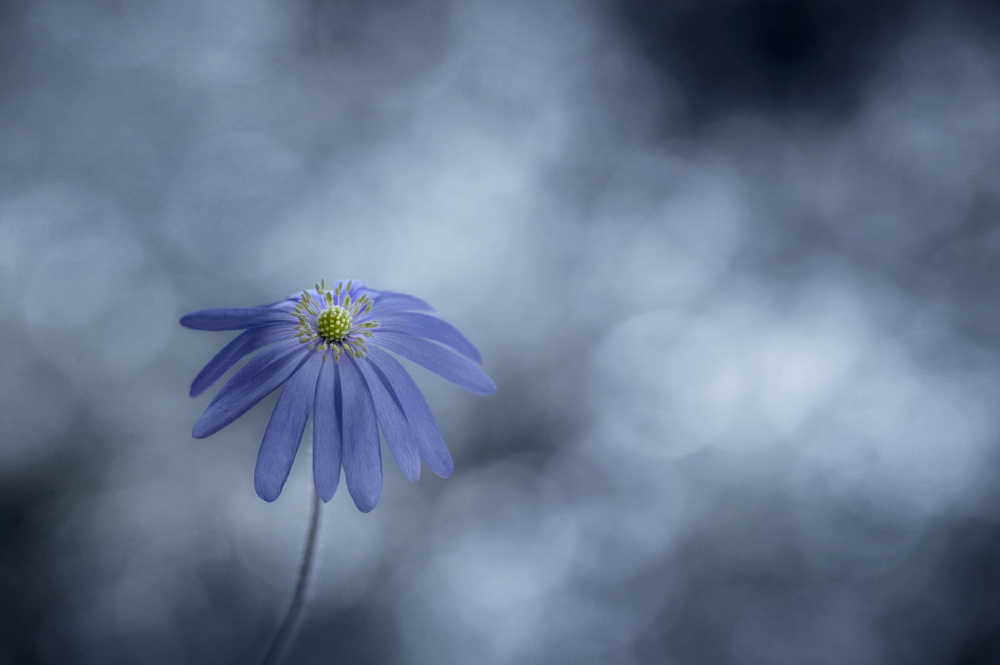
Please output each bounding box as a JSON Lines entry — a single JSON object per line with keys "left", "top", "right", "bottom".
{"left": 291, "top": 280, "right": 380, "bottom": 363}
{"left": 317, "top": 305, "right": 352, "bottom": 342}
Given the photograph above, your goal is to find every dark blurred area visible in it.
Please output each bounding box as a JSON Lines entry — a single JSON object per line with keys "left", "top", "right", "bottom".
{"left": 623, "top": 0, "right": 929, "bottom": 120}
{"left": 3, "top": 0, "right": 1000, "bottom": 663}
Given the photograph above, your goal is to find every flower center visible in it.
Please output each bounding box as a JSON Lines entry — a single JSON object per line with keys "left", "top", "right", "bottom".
{"left": 290, "top": 280, "right": 381, "bottom": 363}
{"left": 317, "top": 305, "right": 352, "bottom": 342}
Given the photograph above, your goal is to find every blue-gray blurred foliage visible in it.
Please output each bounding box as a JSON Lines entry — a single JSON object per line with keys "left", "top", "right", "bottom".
{"left": 3, "top": 0, "right": 1000, "bottom": 663}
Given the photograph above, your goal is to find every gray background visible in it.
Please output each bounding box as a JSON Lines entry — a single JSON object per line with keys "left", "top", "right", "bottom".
{"left": 3, "top": 0, "right": 1000, "bottom": 663}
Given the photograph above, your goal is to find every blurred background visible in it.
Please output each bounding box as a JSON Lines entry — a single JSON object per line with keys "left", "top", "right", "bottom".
{"left": 3, "top": 0, "right": 1000, "bottom": 663}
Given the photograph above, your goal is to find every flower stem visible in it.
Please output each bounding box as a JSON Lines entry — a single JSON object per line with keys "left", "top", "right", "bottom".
{"left": 260, "top": 490, "right": 322, "bottom": 665}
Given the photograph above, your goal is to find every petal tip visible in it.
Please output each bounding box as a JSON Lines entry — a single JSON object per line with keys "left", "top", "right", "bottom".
{"left": 315, "top": 480, "right": 338, "bottom": 503}
{"left": 430, "top": 457, "right": 455, "bottom": 479}
{"left": 256, "top": 487, "right": 281, "bottom": 502}
{"left": 351, "top": 490, "right": 381, "bottom": 513}
{"left": 472, "top": 378, "right": 497, "bottom": 396}
{"left": 255, "top": 475, "right": 284, "bottom": 502}
{"left": 179, "top": 313, "right": 202, "bottom": 329}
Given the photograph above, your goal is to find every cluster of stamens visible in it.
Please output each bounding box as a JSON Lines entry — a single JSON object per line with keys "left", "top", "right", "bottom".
{"left": 291, "top": 279, "right": 379, "bottom": 362}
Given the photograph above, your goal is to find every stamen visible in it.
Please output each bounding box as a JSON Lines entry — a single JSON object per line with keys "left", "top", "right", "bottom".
{"left": 290, "top": 280, "right": 380, "bottom": 362}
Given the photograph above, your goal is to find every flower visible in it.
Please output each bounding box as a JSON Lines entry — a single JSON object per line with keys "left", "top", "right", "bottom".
{"left": 181, "top": 280, "right": 496, "bottom": 511}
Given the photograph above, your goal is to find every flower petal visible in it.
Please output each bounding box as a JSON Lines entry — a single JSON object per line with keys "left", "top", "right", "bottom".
{"left": 370, "top": 290, "right": 434, "bottom": 314}
{"left": 354, "top": 357, "right": 421, "bottom": 482}
{"left": 312, "top": 360, "right": 342, "bottom": 502}
{"left": 367, "top": 347, "right": 454, "bottom": 478}
{"left": 192, "top": 339, "right": 311, "bottom": 438}
{"left": 180, "top": 306, "right": 292, "bottom": 331}
{"left": 254, "top": 356, "right": 322, "bottom": 502}
{"left": 340, "top": 357, "right": 382, "bottom": 512}
{"left": 190, "top": 324, "right": 296, "bottom": 397}
{"left": 374, "top": 332, "right": 497, "bottom": 396}
{"left": 376, "top": 312, "right": 483, "bottom": 364}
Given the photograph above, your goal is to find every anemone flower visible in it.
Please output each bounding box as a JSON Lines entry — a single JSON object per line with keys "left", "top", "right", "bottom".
{"left": 181, "top": 280, "right": 496, "bottom": 510}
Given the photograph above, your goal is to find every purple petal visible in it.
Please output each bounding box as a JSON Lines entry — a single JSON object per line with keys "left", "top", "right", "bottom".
{"left": 376, "top": 312, "right": 483, "bottom": 364}
{"left": 190, "top": 324, "right": 295, "bottom": 397}
{"left": 192, "top": 339, "right": 311, "bottom": 438}
{"left": 294, "top": 282, "right": 366, "bottom": 305}
{"left": 370, "top": 290, "right": 434, "bottom": 314}
{"left": 344, "top": 280, "right": 367, "bottom": 299}
{"left": 340, "top": 357, "right": 382, "bottom": 512}
{"left": 257, "top": 298, "right": 296, "bottom": 308}
{"left": 374, "top": 332, "right": 497, "bottom": 396}
{"left": 354, "top": 357, "right": 420, "bottom": 482}
{"left": 367, "top": 347, "right": 454, "bottom": 478}
{"left": 254, "top": 356, "right": 322, "bottom": 502}
{"left": 180, "top": 306, "right": 292, "bottom": 331}
{"left": 312, "top": 360, "right": 342, "bottom": 502}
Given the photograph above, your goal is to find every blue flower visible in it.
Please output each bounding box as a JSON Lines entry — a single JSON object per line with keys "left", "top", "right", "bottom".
{"left": 181, "top": 280, "right": 496, "bottom": 511}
